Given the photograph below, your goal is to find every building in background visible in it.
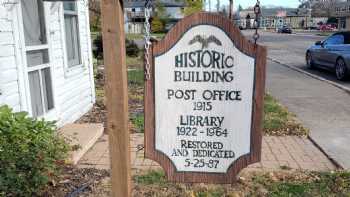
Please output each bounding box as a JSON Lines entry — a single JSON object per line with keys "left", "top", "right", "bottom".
{"left": 332, "top": 0, "right": 350, "bottom": 30}
{"left": 0, "top": 0, "right": 95, "bottom": 127}
{"left": 124, "top": 0, "right": 186, "bottom": 34}
{"left": 239, "top": 7, "right": 327, "bottom": 30}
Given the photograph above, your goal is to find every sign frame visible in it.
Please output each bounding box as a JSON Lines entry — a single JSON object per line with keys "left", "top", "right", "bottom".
{"left": 145, "top": 12, "right": 266, "bottom": 183}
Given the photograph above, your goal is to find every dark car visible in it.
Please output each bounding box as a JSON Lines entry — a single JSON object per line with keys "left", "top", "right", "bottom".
{"left": 306, "top": 32, "right": 350, "bottom": 80}
{"left": 278, "top": 25, "right": 292, "bottom": 34}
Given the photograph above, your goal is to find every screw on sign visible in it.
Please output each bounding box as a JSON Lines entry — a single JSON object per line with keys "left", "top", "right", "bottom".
{"left": 144, "top": 3, "right": 266, "bottom": 184}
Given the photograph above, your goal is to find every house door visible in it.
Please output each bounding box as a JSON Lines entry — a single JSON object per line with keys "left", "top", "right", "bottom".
{"left": 19, "top": 0, "right": 56, "bottom": 119}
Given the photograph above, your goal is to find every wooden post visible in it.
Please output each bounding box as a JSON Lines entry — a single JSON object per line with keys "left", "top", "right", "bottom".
{"left": 100, "top": 0, "right": 131, "bottom": 197}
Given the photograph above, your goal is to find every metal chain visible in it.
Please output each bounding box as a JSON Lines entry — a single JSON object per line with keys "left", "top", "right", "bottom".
{"left": 253, "top": 0, "right": 261, "bottom": 44}
{"left": 144, "top": 0, "right": 152, "bottom": 80}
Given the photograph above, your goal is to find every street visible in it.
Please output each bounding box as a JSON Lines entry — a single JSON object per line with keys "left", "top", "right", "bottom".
{"left": 244, "top": 30, "right": 350, "bottom": 169}
{"left": 245, "top": 30, "right": 350, "bottom": 89}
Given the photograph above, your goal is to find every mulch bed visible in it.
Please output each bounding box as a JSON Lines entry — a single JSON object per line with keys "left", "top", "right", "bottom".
{"left": 42, "top": 166, "right": 110, "bottom": 197}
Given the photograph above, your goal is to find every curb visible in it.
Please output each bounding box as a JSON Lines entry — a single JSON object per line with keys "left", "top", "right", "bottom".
{"left": 307, "top": 136, "right": 344, "bottom": 170}
{"left": 268, "top": 57, "right": 347, "bottom": 169}
{"left": 268, "top": 57, "right": 350, "bottom": 95}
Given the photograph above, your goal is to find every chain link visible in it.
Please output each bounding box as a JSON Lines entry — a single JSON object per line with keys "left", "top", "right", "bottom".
{"left": 253, "top": 0, "right": 261, "bottom": 44}
{"left": 144, "top": 0, "right": 152, "bottom": 80}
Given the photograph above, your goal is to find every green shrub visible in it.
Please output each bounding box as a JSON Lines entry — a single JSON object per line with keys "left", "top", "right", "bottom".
{"left": 0, "top": 105, "right": 69, "bottom": 196}
{"left": 151, "top": 17, "right": 165, "bottom": 33}
{"left": 131, "top": 114, "right": 144, "bottom": 133}
{"left": 93, "top": 34, "right": 140, "bottom": 59}
{"left": 125, "top": 39, "right": 140, "bottom": 57}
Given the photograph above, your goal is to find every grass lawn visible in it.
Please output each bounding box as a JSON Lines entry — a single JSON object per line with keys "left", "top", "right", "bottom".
{"left": 316, "top": 32, "right": 334, "bottom": 37}
{"left": 126, "top": 33, "right": 166, "bottom": 40}
{"left": 126, "top": 55, "right": 143, "bottom": 68}
{"left": 264, "top": 94, "right": 308, "bottom": 136}
{"left": 132, "top": 170, "right": 350, "bottom": 196}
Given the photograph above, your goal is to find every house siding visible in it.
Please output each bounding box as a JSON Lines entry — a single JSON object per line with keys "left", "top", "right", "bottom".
{"left": 0, "top": 6, "right": 21, "bottom": 112}
{"left": 46, "top": 2, "right": 95, "bottom": 126}
{"left": 0, "top": 2, "right": 95, "bottom": 127}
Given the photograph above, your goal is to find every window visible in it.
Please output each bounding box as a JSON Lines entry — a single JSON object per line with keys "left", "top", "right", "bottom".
{"left": 21, "top": 0, "right": 54, "bottom": 117}
{"left": 63, "top": 2, "right": 81, "bottom": 67}
{"left": 325, "top": 34, "right": 344, "bottom": 45}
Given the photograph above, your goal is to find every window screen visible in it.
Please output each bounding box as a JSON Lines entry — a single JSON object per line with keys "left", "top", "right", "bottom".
{"left": 64, "top": 2, "right": 81, "bottom": 67}
{"left": 21, "top": 0, "right": 46, "bottom": 46}
{"left": 28, "top": 69, "right": 54, "bottom": 117}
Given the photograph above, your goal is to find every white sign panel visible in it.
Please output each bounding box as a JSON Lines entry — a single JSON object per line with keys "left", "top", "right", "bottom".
{"left": 154, "top": 25, "right": 256, "bottom": 173}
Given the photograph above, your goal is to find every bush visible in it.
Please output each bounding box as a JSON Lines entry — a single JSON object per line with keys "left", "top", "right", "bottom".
{"left": 125, "top": 39, "right": 140, "bottom": 57}
{"left": 151, "top": 17, "right": 165, "bottom": 33}
{"left": 93, "top": 34, "right": 140, "bottom": 59}
{"left": 92, "top": 33, "right": 103, "bottom": 60}
{"left": 0, "top": 105, "right": 69, "bottom": 196}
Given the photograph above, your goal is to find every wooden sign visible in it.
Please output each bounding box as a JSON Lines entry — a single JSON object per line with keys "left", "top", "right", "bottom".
{"left": 145, "top": 12, "right": 266, "bottom": 183}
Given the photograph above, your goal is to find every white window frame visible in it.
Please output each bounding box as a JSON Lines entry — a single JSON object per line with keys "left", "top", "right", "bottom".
{"left": 61, "top": 1, "right": 84, "bottom": 75}
{"left": 16, "top": 0, "right": 57, "bottom": 119}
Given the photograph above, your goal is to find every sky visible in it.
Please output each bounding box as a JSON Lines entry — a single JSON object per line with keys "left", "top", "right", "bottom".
{"left": 209, "top": 0, "right": 301, "bottom": 9}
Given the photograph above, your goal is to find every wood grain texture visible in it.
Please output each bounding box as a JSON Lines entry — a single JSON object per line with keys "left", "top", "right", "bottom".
{"left": 145, "top": 12, "right": 267, "bottom": 184}
{"left": 101, "top": 0, "right": 131, "bottom": 196}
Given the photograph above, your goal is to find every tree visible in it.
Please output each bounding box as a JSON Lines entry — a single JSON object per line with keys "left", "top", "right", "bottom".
{"left": 298, "top": 0, "right": 311, "bottom": 8}
{"left": 151, "top": 0, "right": 169, "bottom": 33}
{"left": 300, "top": 0, "right": 341, "bottom": 17}
{"left": 182, "top": 0, "right": 204, "bottom": 16}
{"left": 89, "top": 0, "right": 102, "bottom": 32}
{"left": 238, "top": 4, "right": 243, "bottom": 12}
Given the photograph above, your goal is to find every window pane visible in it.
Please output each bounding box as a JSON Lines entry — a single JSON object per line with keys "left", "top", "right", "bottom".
{"left": 64, "top": 15, "right": 81, "bottom": 67}
{"left": 326, "top": 35, "right": 344, "bottom": 45}
{"left": 41, "top": 68, "right": 54, "bottom": 111}
{"left": 28, "top": 71, "right": 44, "bottom": 117}
{"left": 21, "top": 0, "right": 47, "bottom": 46}
{"left": 26, "top": 49, "right": 49, "bottom": 67}
{"left": 63, "top": 2, "right": 76, "bottom": 11}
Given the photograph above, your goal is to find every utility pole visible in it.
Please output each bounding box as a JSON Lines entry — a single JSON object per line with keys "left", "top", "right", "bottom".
{"left": 209, "top": 0, "right": 211, "bottom": 12}
{"left": 229, "top": 0, "right": 233, "bottom": 20}
{"left": 216, "top": 0, "right": 220, "bottom": 12}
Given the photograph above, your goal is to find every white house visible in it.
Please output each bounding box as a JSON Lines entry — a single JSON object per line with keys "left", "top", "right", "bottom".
{"left": 124, "top": 0, "right": 186, "bottom": 34}
{"left": 0, "top": 0, "right": 95, "bottom": 127}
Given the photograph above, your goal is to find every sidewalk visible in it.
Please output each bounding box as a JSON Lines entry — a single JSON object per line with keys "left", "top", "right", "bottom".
{"left": 266, "top": 60, "right": 350, "bottom": 169}
{"left": 77, "top": 133, "right": 336, "bottom": 172}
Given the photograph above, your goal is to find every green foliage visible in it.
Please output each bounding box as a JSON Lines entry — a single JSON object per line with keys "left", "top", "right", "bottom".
{"left": 154, "top": 0, "right": 167, "bottom": 19}
{"left": 92, "top": 34, "right": 140, "bottom": 59}
{"left": 128, "top": 69, "right": 144, "bottom": 87}
{"left": 264, "top": 94, "right": 289, "bottom": 130}
{"left": 151, "top": 17, "right": 165, "bottom": 33}
{"left": 92, "top": 34, "right": 103, "bottom": 60}
{"left": 263, "top": 94, "right": 309, "bottom": 136}
{"left": 131, "top": 114, "right": 144, "bottom": 133}
{"left": 195, "top": 187, "right": 225, "bottom": 197}
{"left": 90, "top": 16, "right": 101, "bottom": 32}
{"left": 125, "top": 39, "right": 140, "bottom": 57}
{"left": 327, "top": 17, "right": 338, "bottom": 24}
{"left": 238, "top": 4, "right": 243, "bottom": 11}
{"left": 133, "top": 170, "right": 350, "bottom": 196}
{"left": 182, "top": 0, "right": 204, "bottom": 16}
{"left": 151, "top": 0, "right": 170, "bottom": 33}
{"left": 134, "top": 170, "right": 167, "bottom": 185}
{"left": 0, "top": 106, "right": 69, "bottom": 196}
{"left": 252, "top": 171, "right": 350, "bottom": 196}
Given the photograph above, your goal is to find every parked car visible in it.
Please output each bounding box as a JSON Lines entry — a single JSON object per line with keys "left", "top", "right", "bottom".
{"left": 278, "top": 25, "right": 292, "bottom": 34}
{"left": 318, "top": 24, "right": 335, "bottom": 31}
{"left": 306, "top": 32, "right": 350, "bottom": 80}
